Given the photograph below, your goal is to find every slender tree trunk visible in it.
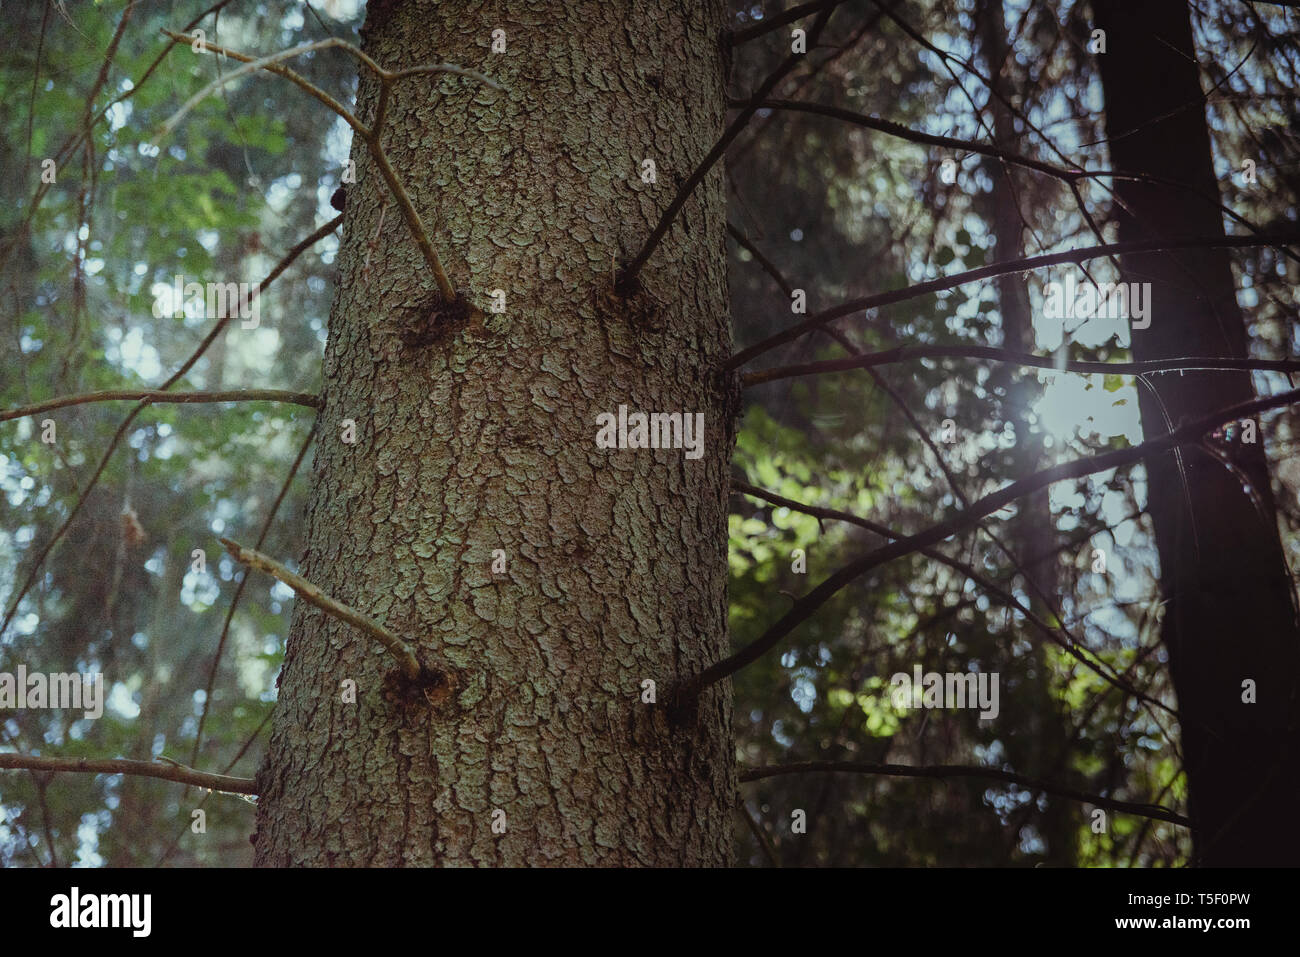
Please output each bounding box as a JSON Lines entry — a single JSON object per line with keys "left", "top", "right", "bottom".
{"left": 253, "top": 0, "right": 737, "bottom": 866}
{"left": 976, "top": 0, "right": 1075, "bottom": 867}
{"left": 1094, "top": 0, "right": 1300, "bottom": 865}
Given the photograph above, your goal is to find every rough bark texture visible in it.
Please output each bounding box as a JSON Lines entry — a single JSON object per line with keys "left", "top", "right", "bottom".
{"left": 1094, "top": 0, "right": 1300, "bottom": 865}
{"left": 253, "top": 0, "right": 736, "bottom": 866}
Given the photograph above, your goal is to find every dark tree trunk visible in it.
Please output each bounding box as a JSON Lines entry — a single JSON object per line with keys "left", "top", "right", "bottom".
{"left": 977, "top": 0, "right": 1075, "bottom": 867}
{"left": 1094, "top": 0, "right": 1300, "bottom": 865}
{"left": 253, "top": 0, "right": 737, "bottom": 866}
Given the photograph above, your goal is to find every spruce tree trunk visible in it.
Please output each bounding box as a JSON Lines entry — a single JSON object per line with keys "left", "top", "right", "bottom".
{"left": 253, "top": 0, "right": 736, "bottom": 866}
{"left": 1093, "top": 0, "right": 1300, "bottom": 865}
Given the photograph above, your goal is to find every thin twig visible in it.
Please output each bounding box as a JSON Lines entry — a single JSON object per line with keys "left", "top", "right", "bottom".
{"left": 365, "top": 140, "right": 454, "bottom": 299}
{"left": 162, "top": 709, "right": 273, "bottom": 865}
{"left": 189, "top": 427, "right": 316, "bottom": 774}
{"left": 728, "top": 0, "right": 852, "bottom": 46}
{"left": 741, "top": 346, "right": 1300, "bottom": 387}
{"left": 1, "top": 389, "right": 320, "bottom": 423}
{"left": 732, "top": 481, "right": 1176, "bottom": 718}
{"left": 158, "top": 29, "right": 366, "bottom": 134}
{"left": 158, "top": 29, "right": 500, "bottom": 301}
{"left": 686, "top": 385, "right": 1300, "bottom": 696}
{"left": 727, "top": 222, "right": 795, "bottom": 295}
{"left": 154, "top": 36, "right": 384, "bottom": 140}
{"left": 737, "top": 799, "right": 782, "bottom": 866}
{"left": 0, "top": 752, "right": 257, "bottom": 796}
{"left": 738, "top": 97, "right": 1086, "bottom": 180}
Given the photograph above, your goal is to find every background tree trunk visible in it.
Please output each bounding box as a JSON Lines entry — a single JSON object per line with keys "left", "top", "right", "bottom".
{"left": 1093, "top": 0, "right": 1300, "bottom": 865}
{"left": 976, "top": 0, "right": 1076, "bottom": 867}
{"left": 253, "top": 0, "right": 737, "bottom": 866}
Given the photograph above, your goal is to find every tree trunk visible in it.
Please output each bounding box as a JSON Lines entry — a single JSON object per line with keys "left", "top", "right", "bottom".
{"left": 1093, "top": 0, "right": 1300, "bottom": 865}
{"left": 977, "top": 0, "right": 1075, "bottom": 867}
{"left": 253, "top": 0, "right": 736, "bottom": 866}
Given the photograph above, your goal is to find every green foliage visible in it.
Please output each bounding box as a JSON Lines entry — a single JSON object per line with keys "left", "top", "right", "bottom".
{"left": 0, "top": 0, "right": 358, "bottom": 866}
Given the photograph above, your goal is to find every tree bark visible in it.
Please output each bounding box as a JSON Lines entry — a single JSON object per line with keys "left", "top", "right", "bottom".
{"left": 253, "top": 0, "right": 736, "bottom": 866}
{"left": 1093, "top": 0, "right": 1300, "bottom": 865}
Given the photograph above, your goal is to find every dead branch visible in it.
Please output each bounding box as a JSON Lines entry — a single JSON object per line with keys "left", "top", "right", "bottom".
{"left": 219, "top": 538, "right": 426, "bottom": 682}
{"left": 0, "top": 752, "right": 257, "bottom": 796}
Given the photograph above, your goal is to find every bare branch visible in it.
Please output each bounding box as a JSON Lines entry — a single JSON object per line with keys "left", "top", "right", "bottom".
{"left": 727, "top": 222, "right": 795, "bottom": 295}
{"left": 723, "top": 232, "right": 1300, "bottom": 371}
{"left": 159, "top": 29, "right": 501, "bottom": 302}
{"left": 740, "top": 96, "right": 1295, "bottom": 265}
{"left": 162, "top": 709, "right": 272, "bottom": 864}
{"left": 739, "top": 762, "right": 1190, "bottom": 827}
{"left": 737, "top": 798, "right": 781, "bottom": 866}
{"left": 156, "top": 36, "right": 375, "bottom": 141}
{"left": 737, "top": 97, "right": 1086, "bottom": 180}
{"left": 1, "top": 214, "right": 341, "bottom": 639}
{"left": 617, "top": 5, "right": 838, "bottom": 293}
{"left": 1, "top": 389, "right": 320, "bottom": 424}
{"left": 741, "top": 345, "right": 1300, "bottom": 388}
{"left": 686, "top": 385, "right": 1300, "bottom": 696}
{"left": 728, "top": 0, "right": 850, "bottom": 46}
{"left": 158, "top": 29, "right": 366, "bottom": 135}
{"left": 189, "top": 427, "right": 316, "bottom": 772}
{"left": 257, "top": 213, "right": 344, "bottom": 294}
{"left": 219, "top": 538, "right": 425, "bottom": 682}
{"left": 0, "top": 752, "right": 257, "bottom": 796}
{"left": 731, "top": 481, "right": 1176, "bottom": 718}
{"left": 158, "top": 29, "right": 502, "bottom": 129}
{"left": 365, "top": 140, "right": 455, "bottom": 300}
{"left": 386, "top": 63, "right": 504, "bottom": 88}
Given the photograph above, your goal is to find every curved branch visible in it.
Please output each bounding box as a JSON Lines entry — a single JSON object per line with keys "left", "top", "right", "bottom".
{"left": 740, "top": 761, "right": 1190, "bottom": 827}
{"left": 741, "top": 346, "right": 1300, "bottom": 387}
{"left": 0, "top": 752, "right": 257, "bottom": 796}
{"left": 159, "top": 29, "right": 366, "bottom": 134}
{"left": 731, "top": 481, "right": 1176, "bottom": 717}
{"left": 738, "top": 97, "right": 1086, "bottom": 180}
{"left": 159, "top": 30, "right": 500, "bottom": 301}
{"left": 1, "top": 389, "right": 320, "bottom": 424}
{"left": 723, "top": 232, "right": 1300, "bottom": 371}
{"left": 156, "top": 36, "right": 375, "bottom": 140}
